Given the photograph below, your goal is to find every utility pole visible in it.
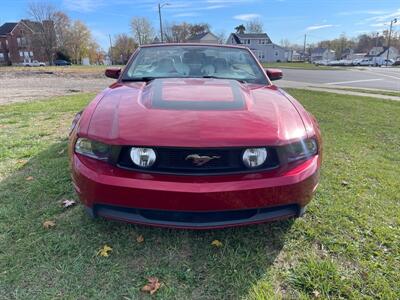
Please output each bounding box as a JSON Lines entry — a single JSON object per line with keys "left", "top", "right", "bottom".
{"left": 158, "top": 3, "right": 170, "bottom": 43}
{"left": 108, "top": 34, "right": 113, "bottom": 65}
{"left": 303, "top": 34, "right": 307, "bottom": 62}
{"left": 386, "top": 18, "right": 397, "bottom": 67}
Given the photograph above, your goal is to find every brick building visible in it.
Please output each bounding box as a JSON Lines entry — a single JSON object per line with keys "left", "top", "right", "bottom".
{"left": 0, "top": 20, "right": 54, "bottom": 65}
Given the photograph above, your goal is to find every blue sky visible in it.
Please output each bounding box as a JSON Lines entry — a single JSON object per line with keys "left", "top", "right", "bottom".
{"left": 1, "top": 0, "right": 399, "bottom": 50}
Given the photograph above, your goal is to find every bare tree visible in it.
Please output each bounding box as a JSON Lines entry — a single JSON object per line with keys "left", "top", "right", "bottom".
{"left": 164, "top": 22, "right": 212, "bottom": 43}
{"left": 215, "top": 30, "right": 227, "bottom": 44}
{"left": 112, "top": 34, "right": 137, "bottom": 64}
{"left": 53, "top": 11, "right": 71, "bottom": 50}
{"left": 27, "top": 1, "right": 57, "bottom": 63}
{"left": 246, "top": 19, "right": 263, "bottom": 33}
{"left": 189, "top": 23, "right": 211, "bottom": 35}
{"left": 130, "top": 17, "right": 154, "bottom": 45}
{"left": 68, "top": 20, "right": 91, "bottom": 64}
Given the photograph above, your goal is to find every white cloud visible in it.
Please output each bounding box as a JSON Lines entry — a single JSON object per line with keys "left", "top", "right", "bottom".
{"left": 233, "top": 14, "right": 261, "bottom": 21}
{"left": 306, "top": 24, "right": 335, "bottom": 31}
{"left": 337, "top": 10, "right": 388, "bottom": 16}
{"left": 173, "top": 12, "right": 200, "bottom": 18}
{"left": 207, "top": 0, "right": 254, "bottom": 3}
{"left": 365, "top": 9, "right": 400, "bottom": 22}
{"left": 63, "top": 0, "right": 105, "bottom": 12}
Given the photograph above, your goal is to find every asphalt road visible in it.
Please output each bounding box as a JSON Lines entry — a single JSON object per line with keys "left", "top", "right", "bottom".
{"left": 278, "top": 67, "right": 400, "bottom": 91}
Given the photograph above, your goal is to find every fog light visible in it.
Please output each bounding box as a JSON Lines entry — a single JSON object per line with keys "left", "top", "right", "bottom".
{"left": 242, "top": 148, "right": 267, "bottom": 168}
{"left": 130, "top": 147, "right": 156, "bottom": 167}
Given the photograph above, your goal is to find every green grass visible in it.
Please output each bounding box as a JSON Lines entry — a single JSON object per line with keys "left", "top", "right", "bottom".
{"left": 1, "top": 90, "right": 399, "bottom": 299}
{"left": 262, "top": 62, "right": 338, "bottom": 70}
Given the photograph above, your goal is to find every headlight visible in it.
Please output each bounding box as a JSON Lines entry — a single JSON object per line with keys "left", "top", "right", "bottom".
{"left": 285, "top": 138, "right": 318, "bottom": 162}
{"left": 242, "top": 148, "right": 267, "bottom": 168}
{"left": 75, "top": 138, "right": 111, "bottom": 161}
{"left": 130, "top": 147, "right": 156, "bottom": 168}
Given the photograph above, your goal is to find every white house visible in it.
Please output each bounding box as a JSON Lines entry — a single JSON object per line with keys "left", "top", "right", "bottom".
{"left": 226, "top": 33, "right": 287, "bottom": 62}
{"left": 367, "top": 46, "right": 399, "bottom": 60}
{"left": 310, "top": 48, "right": 336, "bottom": 62}
{"left": 187, "top": 32, "right": 219, "bottom": 44}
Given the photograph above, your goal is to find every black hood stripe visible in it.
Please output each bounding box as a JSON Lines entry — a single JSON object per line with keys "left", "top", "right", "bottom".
{"left": 151, "top": 79, "right": 246, "bottom": 111}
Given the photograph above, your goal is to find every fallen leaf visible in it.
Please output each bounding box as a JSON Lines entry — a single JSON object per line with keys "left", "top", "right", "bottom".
{"left": 43, "top": 220, "right": 56, "bottom": 229}
{"left": 341, "top": 180, "right": 349, "bottom": 186}
{"left": 312, "top": 290, "right": 320, "bottom": 298}
{"left": 141, "top": 277, "right": 161, "bottom": 295}
{"left": 136, "top": 235, "right": 144, "bottom": 243}
{"left": 25, "top": 176, "right": 34, "bottom": 181}
{"left": 97, "top": 245, "right": 112, "bottom": 257}
{"left": 211, "top": 240, "right": 223, "bottom": 247}
{"left": 62, "top": 199, "right": 76, "bottom": 208}
{"left": 58, "top": 149, "right": 65, "bottom": 155}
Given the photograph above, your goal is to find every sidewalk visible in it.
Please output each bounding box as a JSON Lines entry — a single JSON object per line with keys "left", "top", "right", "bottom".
{"left": 278, "top": 80, "right": 400, "bottom": 101}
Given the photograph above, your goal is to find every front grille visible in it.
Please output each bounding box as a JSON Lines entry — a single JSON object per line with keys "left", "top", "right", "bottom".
{"left": 117, "top": 146, "right": 279, "bottom": 175}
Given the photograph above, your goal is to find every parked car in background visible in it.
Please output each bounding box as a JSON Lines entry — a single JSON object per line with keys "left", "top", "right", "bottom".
{"left": 69, "top": 44, "right": 322, "bottom": 229}
{"left": 313, "top": 60, "right": 330, "bottom": 66}
{"left": 22, "top": 60, "right": 45, "bottom": 67}
{"left": 54, "top": 59, "right": 72, "bottom": 66}
{"left": 393, "top": 59, "right": 400, "bottom": 66}
{"left": 354, "top": 57, "right": 393, "bottom": 67}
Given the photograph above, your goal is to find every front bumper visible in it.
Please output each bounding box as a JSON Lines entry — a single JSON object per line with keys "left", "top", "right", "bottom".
{"left": 72, "top": 154, "right": 320, "bottom": 229}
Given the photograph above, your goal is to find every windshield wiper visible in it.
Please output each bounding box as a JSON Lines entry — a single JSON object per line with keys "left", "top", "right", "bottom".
{"left": 121, "top": 77, "right": 156, "bottom": 82}
{"left": 201, "top": 75, "right": 246, "bottom": 83}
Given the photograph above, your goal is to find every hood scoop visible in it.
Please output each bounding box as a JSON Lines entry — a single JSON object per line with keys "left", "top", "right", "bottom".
{"left": 141, "top": 78, "right": 247, "bottom": 111}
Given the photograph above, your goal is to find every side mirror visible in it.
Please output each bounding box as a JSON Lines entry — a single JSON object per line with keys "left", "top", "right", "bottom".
{"left": 265, "top": 68, "right": 283, "bottom": 81}
{"left": 105, "top": 67, "right": 121, "bottom": 79}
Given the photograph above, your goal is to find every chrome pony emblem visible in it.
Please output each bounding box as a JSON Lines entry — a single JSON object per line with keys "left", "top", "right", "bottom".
{"left": 185, "top": 154, "right": 221, "bottom": 166}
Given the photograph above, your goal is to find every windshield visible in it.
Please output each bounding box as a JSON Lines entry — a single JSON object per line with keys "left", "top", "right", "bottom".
{"left": 122, "top": 45, "right": 268, "bottom": 84}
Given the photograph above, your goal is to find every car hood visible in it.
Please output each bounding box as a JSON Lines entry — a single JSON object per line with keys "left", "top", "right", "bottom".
{"left": 85, "top": 78, "right": 307, "bottom": 147}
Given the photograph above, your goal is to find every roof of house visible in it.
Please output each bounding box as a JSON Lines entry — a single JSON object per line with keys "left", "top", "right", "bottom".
{"left": 366, "top": 46, "right": 388, "bottom": 57}
{"left": 229, "top": 33, "right": 272, "bottom": 44}
{"left": 0, "top": 22, "right": 18, "bottom": 35}
{"left": 312, "top": 47, "right": 329, "bottom": 54}
{"left": 188, "top": 31, "right": 218, "bottom": 41}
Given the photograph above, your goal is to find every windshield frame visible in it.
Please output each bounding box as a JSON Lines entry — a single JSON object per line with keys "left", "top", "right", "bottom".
{"left": 120, "top": 44, "right": 271, "bottom": 85}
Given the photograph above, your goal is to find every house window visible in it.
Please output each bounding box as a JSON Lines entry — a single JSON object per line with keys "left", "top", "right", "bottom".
{"left": 24, "top": 51, "right": 29, "bottom": 58}
{"left": 0, "top": 53, "right": 4, "bottom": 61}
{"left": 17, "top": 37, "right": 21, "bottom": 46}
{"left": 5, "top": 40, "right": 8, "bottom": 47}
{"left": 19, "top": 51, "right": 23, "bottom": 57}
{"left": 275, "top": 51, "right": 279, "bottom": 56}
{"left": 29, "top": 51, "right": 33, "bottom": 57}
{"left": 247, "top": 39, "right": 250, "bottom": 44}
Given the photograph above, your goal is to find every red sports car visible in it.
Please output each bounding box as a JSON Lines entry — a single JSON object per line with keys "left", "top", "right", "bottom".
{"left": 69, "top": 44, "right": 322, "bottom": 229}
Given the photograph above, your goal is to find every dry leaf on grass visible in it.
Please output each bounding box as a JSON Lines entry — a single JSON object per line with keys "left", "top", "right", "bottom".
{"left": 141, "top": 277, "right": 161, "bottom": 295}
{"left": 211, "top": 240, "right": 223, "bottom": 247}
{"left": 312, "top": 290, "right": 321, "bottom": 298}
{"left": 136, "top": 235, "right": 144, "bottom": 243}
{"left": 43, "top": 220, "right": 56, "bottom": 229}
{"left": 97, "top": 245, "right": 112, "bottom": 257}
{"left": 25, "top": 176, "right": 34, "bottom": 181}
{"left": 62, "top": 199, "right": 76, "bottom": 208}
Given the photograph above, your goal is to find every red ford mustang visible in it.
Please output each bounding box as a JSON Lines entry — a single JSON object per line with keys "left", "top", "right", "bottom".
{"left": 68, "top": 44, "right": 322, "bottom": 229}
